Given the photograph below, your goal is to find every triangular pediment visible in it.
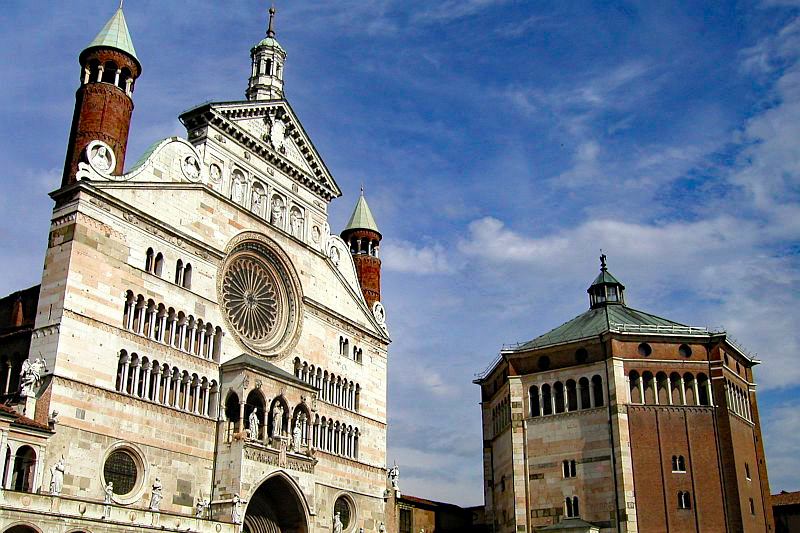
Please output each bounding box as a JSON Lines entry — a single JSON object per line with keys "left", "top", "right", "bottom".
{"left": 179, "top": 100, "right": 341, "bottom": 202}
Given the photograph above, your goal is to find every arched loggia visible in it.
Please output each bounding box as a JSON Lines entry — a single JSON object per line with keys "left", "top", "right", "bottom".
{"left": 244, "top": 472, "right": 310, "bottom": 533}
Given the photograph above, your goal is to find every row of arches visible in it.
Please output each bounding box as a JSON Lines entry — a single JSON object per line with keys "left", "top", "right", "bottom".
{"left": 122, "top": 291, "right": 222, "bottom": 361}
{"left": 492, "top": 396, "right": 510, "bottom": 435}
{"left": 229, "top": 171, "right": 306, "bottom": 241}
{"left": 144, "top": 249, "right": 192, "bottom": 289}
{"left": 115, "top": 350, "right": 219, "bottom": 417}
{"left": 84, "top": 58, "right": 134, "bottom": 95}
{"left": 338, "top": 336, "right": 363, "bottom": 363}
{"left": 347, "top": 237, "right": 380, "bottom": 258}
{"left": 725, "top": 378, "right": 752, "bottom": 421}
{"left": 628, "top": 371, "right": 711, "bottom": 406}
{"left": 529, "top": 375, "right": 605, "bottom": 418}
{"left": 0, "top": 352, "right": 24, "bottom": 395}
{"left": 293, "top": 358, "right": 361, "bottom": 413}
{"left": 2, "top": 444, "right": 36, "bottom": 492}
{"left": 310, "top": 415, "right": 360, "bottom": 459}
{"left": 224, "top": 390, "right": 311, "bottom": 447}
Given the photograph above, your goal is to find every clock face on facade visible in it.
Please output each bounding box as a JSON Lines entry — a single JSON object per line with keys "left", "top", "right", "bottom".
{"left": 219, "top": 233, "right": 302, "bottom": 359}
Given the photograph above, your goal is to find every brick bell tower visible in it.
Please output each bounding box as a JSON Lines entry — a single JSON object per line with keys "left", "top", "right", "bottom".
{"left": 61, "top": 6, "right": 141, "bottom": 186}
{"left": 341, "top": 189, "right": 382, "bottom": 308}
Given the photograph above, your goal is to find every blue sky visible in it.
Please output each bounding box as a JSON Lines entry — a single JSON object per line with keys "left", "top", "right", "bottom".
{"left": 1, "top": 0, "right": 799, "bottom": 506}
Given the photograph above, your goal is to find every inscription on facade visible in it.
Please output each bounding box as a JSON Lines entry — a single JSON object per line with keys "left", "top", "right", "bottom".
{"left": 244, "top": 448, "right": 315, "bottom": 474}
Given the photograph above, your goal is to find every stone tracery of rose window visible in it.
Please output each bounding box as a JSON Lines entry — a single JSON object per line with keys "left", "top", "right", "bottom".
{"left": 222, "top": 257, "right": 279, "bottom": 341}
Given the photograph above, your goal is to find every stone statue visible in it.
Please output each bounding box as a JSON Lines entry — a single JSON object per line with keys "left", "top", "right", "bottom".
{"left": 209, "top": 163, "right": 222, "bottom": 183}
{"left": 333, "top": 512, "right": 343, "bottom": 533}
{"left": 182, "top": 155, "right": 200, "bottom": 180}
{"left": 329, "top": 246, "right": 341, "bottom": 266}
{"left": 232, "top": 175, "right": 245, "bottom": 203}
{"left": 20, "top": 357, "right": 46, "bottom": 397}
{"left": 104, "top": 482, "right": 114, "bottom": 504}
{"left": 270, "top": 196, "right": 284, "bottom": 226}
{"left": 290, "top": 208, "right": 304, "bottom": 239}
{"left": 92, "top": 145, "right": 112, "bottom": 172}
{"left": 232, "top": 494, "right": 243, "bottom": 524}
{"left": 252, "top": 190, "right": 264, "bottom": 215}
{"left": 249, "top": 408, "right": 260, "bottom": 440}
{"left": 387, "top": 464, "right": 400, "bottom": 491}
{"left": 49, "top": 455, "right": 65, "bottom": 495}
{"left": 291, "top": 413, "right": 304, "bottom": 451}
{"left": 379, "top": 523, "right": 386, "bottom": 533}
{"left": 195, "top": 497, "right": 209, "bottom": 518}
{"left": 149, "top": 477, "right": 163, "bottom": 511}
{"left": 271, "top": 403, "right": 284, "bottom": 438}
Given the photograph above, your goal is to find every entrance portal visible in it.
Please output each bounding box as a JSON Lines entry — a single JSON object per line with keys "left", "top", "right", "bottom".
{"left": 244, "top": 474, "right": 308, "bottom": 533}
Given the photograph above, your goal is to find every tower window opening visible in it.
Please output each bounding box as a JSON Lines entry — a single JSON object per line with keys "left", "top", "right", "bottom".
{"left": 101, "top": 61, "right": 118, "bottom": 84}
{"left": 565, "top": 496, "right": 579, "bottom": 517}
{"left": 678, "top": 491, "right": 692, "bottom": 509}
{"left": 266, "top": 59, "right": 273, "bottom": 76}
{"left": 745, "top": 463, "right": 751, "bottom": 480}
{"left": 672, "top": 455, "right": 686, "bottom": 473}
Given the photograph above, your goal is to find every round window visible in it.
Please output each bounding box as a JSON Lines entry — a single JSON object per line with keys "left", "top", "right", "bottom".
{"left": 218, "top": 233, "right": 303, "bottom": 359}
{"left": 679, "top": 344, "right": 692, "bottom": 358}
{"left": 637, "top": 343, "right": 652, "bottom": 357}
{"left": 334, "top": 495, "right": 353, "bottom": 529}
{"left": 103, "top": 450, "right": 138, "bottom": 495}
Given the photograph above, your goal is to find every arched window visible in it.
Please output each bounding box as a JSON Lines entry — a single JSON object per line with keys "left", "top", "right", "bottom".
{"left": 566, "top": 379, "right": 578, "bottom": 411}
{"left": 225, "top": 392, "right": 241, "bottom": 442}
{"left": 697, "top": 373, "right": 710, "bottom": 406}
{"left": 563, "top": 459, "right": 576, "bottom": 478}
{"left": 245, "top": 390, "right": 266, "bottom": 441}
{"left": 684, "top": 373, "right": 696, "bottom": 405}
{"left": 672, "top": 455, "right": 686, "bottom": 472}
{"left": 657, "top": 372, "right": 669, "bottom": 404}
{"left": 145, "top": 247, "right": 154, "bottom": 272}
{"left": 554, "top": 382, "right": 565, "bottom": 413}
{"left": 88, "top": 58, "right": 101, "bottom": 83}
{"left": 628, "top": 371, "right": 641, "bottom": 404}
{"left": 541, "top": 384, "right": 552, "bottom": 415}
{"left": 154, "top": 253, "right": 164, "bottom": 276}
{"left": 175, "top": 259, "right": 184, "bottom": 285}
{"left": 678, "top": 491, "right": 692, "bottom": 509}
{"left": 101, "top": 60, "right": 117, "bottom": 84}
{"left": 529, "top": 385, "right": 540, "bottom": 417}
{"left": 119, "top": 66, "right": 132, "bottom": 91}
{"left": 565, "top": 496, "right": 579, "bottom": 517}
{"left": 643, "top": 372, "right": 655, "bottom": 404}
{"left": 11, "top": 445, "right": 36, "bottom": 492}
{"left": 183, "top": 263, "right": 192, "bottom": 289}
{"left": 592, "top": 375, "right": 604, "bottom": 407}
{"left": 670, "top": 372, "right": 682, "bottom": 405}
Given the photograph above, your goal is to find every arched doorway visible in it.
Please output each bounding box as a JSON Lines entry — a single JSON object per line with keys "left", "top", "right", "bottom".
{"left": 11, "top": 446, "right": 36, "bottom": 492}
{"left": 3, "top": 524, "right": 41, "bottom": 533}
{"left": 244, "top": 473, "right": 308, "bottom": 533}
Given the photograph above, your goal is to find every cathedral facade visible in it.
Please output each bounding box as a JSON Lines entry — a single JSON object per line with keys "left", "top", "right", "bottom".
{"left": 0, "top": 6, "right": 391, "bottom": 533}
{"left": 475, "top": 258, "right": 774, "bottom": 533}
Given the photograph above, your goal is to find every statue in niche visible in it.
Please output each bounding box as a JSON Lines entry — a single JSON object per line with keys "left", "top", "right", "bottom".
{"left": 271, "top": 403, "right": 284, "bottom": 438}
{"left": 248, "top": 408, "right": 260, "bottom": 440}
{"left": 182, "top": 155, "right": 201, "bottom": 181}
{"left": 209, "top": 163, "right": 222, "bottom": 183}
{"left": 329, "top": 246, "right": 341, "bottom": 266}
{"left": 270, "top": 196, "right": 285, "bottom": 226}
{"left": 291, "top": 413, "right": 304, "bottom": 451}
{"left": 333, "top": 512, "right": 343, "bottom": 533}
{"left": 20, "top": 357, "right": 46, "bottom": 397}
{"left": 252, "top": 188, "right": 265, "bottom": 215}
{"left": 91, "top": 144, "right": 112, "bottom": 172}
{"left": 290, "top": 207, "right": 304, "bottom": 239}
{"left": 49, "top": 455, "right": 65, "bottom": 495}
{"left": 231, "top": 174, "right": 245, "bottom": 204}
{"left": 270, "top": 119, "right": 286, "bottom": 151}
{"left": 149, "top": 477, "right": 163, "bottom": 511}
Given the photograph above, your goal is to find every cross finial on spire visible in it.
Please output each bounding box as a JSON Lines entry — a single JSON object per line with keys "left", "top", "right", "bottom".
{"left": 267, "top": 5, "right": 276, "bottom": 38}
{"left": 600, "top": 252, "right": 607, "bottom": 272}
{"left": 360, "top": 183, "right": 364, "bottom": 196}
{"left": 118, "top": 0, "right": 124, "bottom": 9}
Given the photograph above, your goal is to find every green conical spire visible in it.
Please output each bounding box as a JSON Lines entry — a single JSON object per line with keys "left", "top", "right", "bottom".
{"left": 343, "top": 190, "right": 381, "bottom": 236}
{"left": 84, "top": 7, "right": 139, "bottom": 64}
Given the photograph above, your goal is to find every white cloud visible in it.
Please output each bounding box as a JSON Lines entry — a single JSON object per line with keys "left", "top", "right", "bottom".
{"left": 382, "top": 240, "right": 455, "bottom": 274}
{"left": 762, "top": 402, "right": 800, "bottom": 492}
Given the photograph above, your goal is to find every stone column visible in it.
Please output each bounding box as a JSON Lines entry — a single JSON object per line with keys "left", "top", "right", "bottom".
{"left": 141, "top": 363, "right": 152, "bottom": 400}
{"left": 96, "top": 65, "right": 104, "bottom": 82}
{"left": 152, "top": 367, "right": 161, "bottom": 403}
{"left": 3, "top": 363, "right": 12, "bottom": 395}
{"left": 125, "top": 301, "right": 135, "bottom": 330}
{"left": 136, "top": 305, "right": 145, "bottom": 334}
{"left": 679, "top": 377, "right": 686, "bottom": 405}
{"left": 182, "top": 379, "right": 191, "bottom": 411}
{"left": 193, "top": 382, "right": 201, "bottom": 414}
{"left": 120, "top": 360, "right": 130, "bottom": 394}
{"left": 203, "top": 384, "right": 211, "bottom": 416}
{"left": 113, "top": 68, "right": 121, "bottom": 86}
{"left": 165, "top": 374, "right": 174, "bottom": 407}
{"left": 198, "top": 329, "right": 207, "bottom": 357}
{"left": 158, "top": 315, "right": 167, "bottom": 342}
{"left": 692, "top": 379, "right": 700, "bottom": 407}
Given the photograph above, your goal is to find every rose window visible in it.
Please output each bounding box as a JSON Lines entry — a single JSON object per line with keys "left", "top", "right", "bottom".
{"left": 222, "top": 257, "right": 279, "bottom": 340}
{"left": 218, "top": 234, "right": 303, "bottom": 359}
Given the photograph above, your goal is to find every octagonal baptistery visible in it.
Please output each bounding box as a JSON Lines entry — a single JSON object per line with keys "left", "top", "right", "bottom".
{"left": 5, "top": 5, "right": 391, "bottom": 533}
